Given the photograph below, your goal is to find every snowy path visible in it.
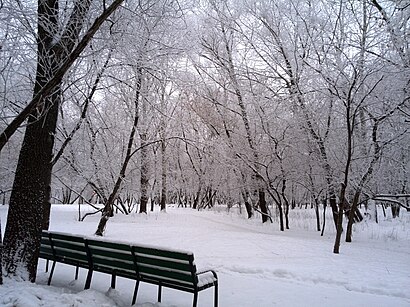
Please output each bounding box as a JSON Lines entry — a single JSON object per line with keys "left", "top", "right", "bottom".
{"left": 1, "top": 205, "right": 409, "bottom": 306}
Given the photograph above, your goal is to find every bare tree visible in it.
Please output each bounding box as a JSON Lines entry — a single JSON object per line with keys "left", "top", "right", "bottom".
{"left": 1, "top": 0, "right": 124, "bottom": 282}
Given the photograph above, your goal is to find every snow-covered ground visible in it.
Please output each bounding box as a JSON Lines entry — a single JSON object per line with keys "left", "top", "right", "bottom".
{"left": 0, "top": 204, "right": 409, "bottom": 307}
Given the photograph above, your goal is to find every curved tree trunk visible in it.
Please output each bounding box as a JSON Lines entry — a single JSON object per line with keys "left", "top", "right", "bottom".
{"left": 1, "top": 0, "right": 123, "bottom": 281}
{"left": 2, "top": 0, "right": 64, "bottom": 281}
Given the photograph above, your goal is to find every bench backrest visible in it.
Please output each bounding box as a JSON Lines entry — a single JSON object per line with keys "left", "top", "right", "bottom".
{"left": 41, "top": 231, "right": 89, "bottom": 267}
{"left": 40, "top": 231, "right": 54, "bottom": 260}
{"left": 86, "top": 239, "right": 137, "bottom": 278}
{"left": 40, "top": 231, "right": 200, "bottom": 290}
{"left": 132, "top": 245, "right": 198, "bottom": 291}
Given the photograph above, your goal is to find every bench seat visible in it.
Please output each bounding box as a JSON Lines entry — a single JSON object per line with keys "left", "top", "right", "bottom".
{"left": 39, "top": 231, "right": 218, "bottom": 307}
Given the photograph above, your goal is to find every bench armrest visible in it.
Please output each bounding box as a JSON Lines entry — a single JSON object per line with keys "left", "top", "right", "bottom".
{"left": 197, "top": 269, "right": 218, "bottom": 279}
{"left": 196, "top": 269, "right": 218, "bottom": 289}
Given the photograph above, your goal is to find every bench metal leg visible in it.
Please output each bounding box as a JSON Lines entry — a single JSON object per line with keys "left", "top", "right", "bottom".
{"left": 193, "top": 291, "right": 198, "bottom": 307}
{"left": 158, "top": 284, "right": 162, "bottom": 302}
{"left": 111, "top": 272, "right": 116, "bottom": 289}
{"left": 47, "top": 261, "right": 56, "bottom": 286}
{"left": 85, "top": 269, "right": 93, "bottom": 289}
{"left": 75, "top": 266, "right": 79, "bottom": 280}
{"left": 45, "top": 259, "right": 49, "bottom": 273}
{"left": 132, "top": 280, "right": 140, "bottom": 305}
{"left": 214, "top": 282, "right": 218, "bottom": 307}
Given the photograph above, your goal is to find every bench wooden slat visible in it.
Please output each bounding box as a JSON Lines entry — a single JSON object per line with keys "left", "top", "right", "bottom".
{"left": 141, "top": 274, "right": 196, "bottom": 291}
{"left": 86, "top": 239, "right": 137, "bottom": 278}
{"left": 39, "top": 231, "right": 218, "bottom": 307}
{"left": 91, "top": 256, "right": 136, "bottom": 272}
{"left": 86, "top": 239, "right": 131, "bottom": 251}
{"left": 133, "top": 245, "right": 193, "bottom": 261}
{"left": 50, "top": 232, "right": 84, "bottom": 242}
{"left": 52, "top": 248, "right": 89, "bottom": 262}
{"left": 87, "top": 245, "right": 134, "bottom": 261}
{"left": 138, "top": 264, "right": 195, "bottom": 284}
{"left": 39, "top": 235, "right": 53, "bottom": 256}
{"left": 135, "top": 254, "right": 193, "bottom": 272}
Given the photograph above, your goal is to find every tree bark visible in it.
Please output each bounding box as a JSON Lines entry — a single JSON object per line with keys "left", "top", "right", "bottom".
{"left": 259, "top": 190, "right": 269, "bottom": 223}
{"left": 139, "top": 132, "right": 149, "bottom": 214}
{"left": 160, "top": 91, "right": 167, "bottom": 212}
{"left": 95, "top": 65, "right": 142, "bottom": 235}
{"left": 1, "top": 0, "right": 123, "bottom": 281}
{"left": 241, "top": 190, "right": 253, "bottom": 219}
{"left": 2, "top": 0, "right": 62, "bottom": 281}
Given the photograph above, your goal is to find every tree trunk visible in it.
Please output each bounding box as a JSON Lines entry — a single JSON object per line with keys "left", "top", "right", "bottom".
{"left": 2, "top": 0, "right": 61, "bottom": 281}
{"left": 314, "top": 198, "right": 321, "bottom": 232}
{"left": 259, "top": 190, "right": 270, "bottom": 223}
{"left": 139, "top": 133, "right": 149, "bottom": 214}
{"left": 160, "top": 129, "right": 167, "bottom": 212}
{"left": 276, "top": 199, "right": 285, "bottom": 231}
{"left": 391, "top": 204, "right": 400, "bottom": 218}
{"left": 95, "top": 65, "right": 142, "bottom": 235}
{"left": 241, "top": 190, "right": 253, "bottom": 218}
{"left": 192, "top": 187, "right": 201, "bottom": 210}
{"left": 0, "top": 217, "right": 3, "bottom": 285}
{"left": 1, "top": 0, "right": 122, "bottom": 281}
{"left": 333, "top": 185, "right": 346, "bottom": 254}
{"left": 321, "top": 198, "right": 327, "bottom": 236}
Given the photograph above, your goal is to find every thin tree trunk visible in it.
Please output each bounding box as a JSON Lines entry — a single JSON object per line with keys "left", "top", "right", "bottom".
{"left": 160, "top": 96, "right": 167, "bottom": 212}
{"left": 315, "top": 200, "right": 321, "bottom": 232}
{"left": 139, "top": 132, "right": 149, "bottom": 214}
{"left": 321, "top": 198, "right": 327, "bottom": 236}
{"left": 95, "top": 66, "right": 142, "bottom": 235}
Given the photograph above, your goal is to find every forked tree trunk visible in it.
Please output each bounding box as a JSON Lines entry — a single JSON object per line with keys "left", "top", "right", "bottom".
{"left": 1, "top": 0, "right": 124, "bottom": 281}
{"left": 2, "top": 0, "right": 63, "bottom": 281}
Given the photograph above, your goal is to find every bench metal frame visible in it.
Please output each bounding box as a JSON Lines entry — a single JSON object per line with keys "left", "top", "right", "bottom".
{"left": 40, "top": 231, "right": 218, "bottom": 307}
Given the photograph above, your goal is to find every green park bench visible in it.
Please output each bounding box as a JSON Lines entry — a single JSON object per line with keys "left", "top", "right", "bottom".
{"left": 39, "top": 231, "right": 218, "bottom": 307}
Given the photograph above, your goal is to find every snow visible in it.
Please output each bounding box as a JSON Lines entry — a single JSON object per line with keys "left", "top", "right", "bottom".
{"left": 0, "top": 204, "right": 409, "bottom": 307}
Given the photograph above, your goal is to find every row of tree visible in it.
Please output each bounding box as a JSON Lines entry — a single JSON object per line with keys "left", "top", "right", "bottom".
{"left": 0, "top": 0, "right": 409, "bottom": 282}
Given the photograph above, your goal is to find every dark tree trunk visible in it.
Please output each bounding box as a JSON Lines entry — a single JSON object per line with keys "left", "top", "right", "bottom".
{"left": 192, "top": 187, "right": 201, "bottom": 210}
{"left": 321, "top": 198, "right": 327, "bottom": 236}
{"left": 3, "top": 88, "right": 60, "bottom": 282}
{"left": 391, "top": 204, "right": 400, "bottom": 218}
{"left": 0, "top": 217, "right": 3, "bottom": 285}
{"left": 314, "top": 198, "right": 321, "bottom": 232}
{"left": 244, "top": 201, "right": 253, "bottom": 219}
{"left": 281, "top": 179, "right": 290, "bottom": 230}
{"left": 1, "top": 1, "right": 123, "bottom": 277}
{"left": 160, "top": 139, "right": 167, "bottom": 211}
{"left": 241, "top": 190, "right": 253, "bottom": 219}
{"left": 259, "top": 189, "right": 269, "bottom": 223}
{"left": 284, "top": 201, "right": 289, "bottom": 230}
{"left": 334, "top": 184, "right": 347, "bottom": 254}
{"left": 276, "top": 200, "right": 285, "bottom": 231}
{"left": 345, "top": 191, "right": 364, "bottom": 242}
{"left": 139, "top": 133, "right": 149, "bottom": 214}
{"left": 2, "top": 0, "right": 61, "bottom": 281}
{"left": 329, "top": 194, "right": 339, "bottom": 230}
